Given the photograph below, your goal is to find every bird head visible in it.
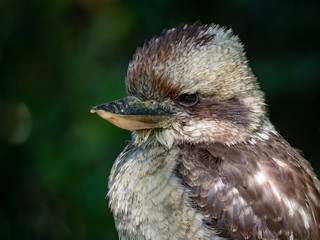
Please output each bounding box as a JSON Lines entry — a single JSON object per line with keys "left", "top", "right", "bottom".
{"left": 91, "top": 23, "right": 267, "bottom": 146}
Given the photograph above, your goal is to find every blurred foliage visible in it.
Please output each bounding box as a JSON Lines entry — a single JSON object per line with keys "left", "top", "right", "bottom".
{"left": 0, "top": 0, "right": 319, "bottom": 239}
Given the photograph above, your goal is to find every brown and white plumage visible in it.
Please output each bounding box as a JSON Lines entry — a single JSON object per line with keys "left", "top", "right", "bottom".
{"left": 176, "top": 133, "right": 320, "bottom": 239}
{"left": 91, "top": 22, "right": 320, "bottom": 240}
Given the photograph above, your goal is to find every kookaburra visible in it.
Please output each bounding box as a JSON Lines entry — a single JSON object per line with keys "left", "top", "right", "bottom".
{"left": 91, "top": 22, "right": 320, "bottom": 240}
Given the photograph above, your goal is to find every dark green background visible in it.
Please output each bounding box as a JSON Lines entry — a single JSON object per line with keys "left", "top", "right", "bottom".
{"left": 1, "top": 0, "right": 320, "bottom": 239}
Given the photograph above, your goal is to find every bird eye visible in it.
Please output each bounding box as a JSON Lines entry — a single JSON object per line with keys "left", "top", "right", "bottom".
{"left": 178, "top": 94, "right": 198, "bottom": 107}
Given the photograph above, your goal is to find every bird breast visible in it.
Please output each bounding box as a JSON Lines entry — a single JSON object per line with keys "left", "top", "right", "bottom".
{"left": 107, "top": 139, "right": 218, "bottom": 240}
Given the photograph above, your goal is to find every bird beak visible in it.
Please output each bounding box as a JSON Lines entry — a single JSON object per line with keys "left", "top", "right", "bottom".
{"left": 90, "top": 96, "right": 177, "bottom": 131}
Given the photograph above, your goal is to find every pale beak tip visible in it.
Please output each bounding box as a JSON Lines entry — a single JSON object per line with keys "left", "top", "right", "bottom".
{"left": 90, "top": 107, "right": 98, "bottom": 114}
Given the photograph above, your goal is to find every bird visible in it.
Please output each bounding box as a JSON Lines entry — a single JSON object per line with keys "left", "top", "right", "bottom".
{"left": 91, "top": 22, "right": 320, "bottom": 240}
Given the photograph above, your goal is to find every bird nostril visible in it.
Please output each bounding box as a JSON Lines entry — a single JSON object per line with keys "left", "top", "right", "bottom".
{"left": 148, "top": 100, "right": 157, "bottom": 105}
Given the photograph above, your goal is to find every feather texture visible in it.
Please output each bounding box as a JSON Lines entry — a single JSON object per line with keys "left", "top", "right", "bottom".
{"left": 176, "top": 131, "right": 320, "bottom": 239}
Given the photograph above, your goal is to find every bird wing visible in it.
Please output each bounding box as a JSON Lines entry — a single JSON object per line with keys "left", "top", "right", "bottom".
{"left": 175, "top": 133, "right": 320, "bottom": 240}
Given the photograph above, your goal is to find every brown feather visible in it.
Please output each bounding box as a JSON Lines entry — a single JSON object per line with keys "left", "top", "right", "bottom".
{"left": 176, "top": 132, "right": 320, "bottom": 239}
